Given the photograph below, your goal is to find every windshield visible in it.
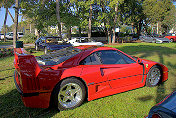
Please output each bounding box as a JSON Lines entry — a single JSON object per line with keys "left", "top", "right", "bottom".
{"left": 80, "top": 38, "right": 95, "bottom": 43}
{"left": 45, "top": 37, "right": 66, "bottom": 44}
{"left": 18, "top": 33, "right": 23, "bottom": 35}
{"left": 36, "top": 47, "right": 81, "bottom": 65}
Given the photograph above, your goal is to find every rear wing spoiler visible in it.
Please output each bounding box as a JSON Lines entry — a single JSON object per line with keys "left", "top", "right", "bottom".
{"left": 14, "top": 48, "right": 41, "bottom": 78}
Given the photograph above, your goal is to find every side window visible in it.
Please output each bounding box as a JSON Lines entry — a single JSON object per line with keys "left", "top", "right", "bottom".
{"left": 80, "top": 53, "right": 101, "bottom": 65}
{"left": 118, "top": 52, "right": 136, "bottom": 64}
{"left": 96, "top": 50, "right": 126, "bottom": 64}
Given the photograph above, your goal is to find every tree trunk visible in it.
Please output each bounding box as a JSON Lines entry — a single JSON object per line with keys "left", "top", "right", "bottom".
{"left": 7, "top": 9, "right": 14, "bottom": 23}
{"left": 157, "top": 22, "right": 159, "bottom": 34}
{"left": 88, "top": 3, "right": 92, "bottom": 38}
{"left": 68, "top": 27, "right": 71, "bottom": 40}
{"left": 13, "top": 0, "right": 19, "bottom": 48}
{"left": 3, "top": 7, "right": 8, "bottom": 42}
{"left": 35, "top": 29, "right": 40, "bottom": 39}
{"left": 56, "top": 0, "right": 62, "bottom": 39}
{"left": 108, "top": 28, "right": 111, "bottom": 44}
{"left": 112, "top": 3, "right": 118, "bottom": 44}
{"left": 131, "top": 23, "right": 134, "bottom": 33}
{"left": 137, "top": 20, "right": 142, "bottom": 38}
{"left": 79, "top": 27, "right": 81, "bottom": 37}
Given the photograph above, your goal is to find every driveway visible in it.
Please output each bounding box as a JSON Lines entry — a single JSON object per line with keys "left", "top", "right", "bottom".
{"left": 0, "top": 44, "right": 34, "bottom": 48}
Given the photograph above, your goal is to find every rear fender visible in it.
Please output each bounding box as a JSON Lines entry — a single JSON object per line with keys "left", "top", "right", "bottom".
{"left": 14, "top": 48, "right": 41, "bottom": 92}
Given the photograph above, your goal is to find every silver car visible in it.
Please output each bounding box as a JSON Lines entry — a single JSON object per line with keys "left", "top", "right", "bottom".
{"left": 140, "top": 35, "right": 170, "bottom": 43}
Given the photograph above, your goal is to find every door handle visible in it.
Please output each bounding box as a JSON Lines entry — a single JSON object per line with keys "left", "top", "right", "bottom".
{"left": 100, "top": 68, "right": 104, "bottom": 76}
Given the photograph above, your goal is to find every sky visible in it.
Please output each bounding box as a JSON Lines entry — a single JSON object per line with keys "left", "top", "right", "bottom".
{"left": 0, "top": 7, "right": 22, "bottom": 31}
{"left": 0, "top": 2, "right": 176, "bottom": 32}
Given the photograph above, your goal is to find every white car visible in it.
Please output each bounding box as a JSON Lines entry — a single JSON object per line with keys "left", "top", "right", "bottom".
{"left": 18, "top": 32, "right": 24, "bottom": 38}
{"left": 5, "top": 32, "right": 24, "bottom": 39}
{"left": 68, "top": 37, "right": 104, "bottom": 46}
{"left": 0, "top": 33, "right": 4, "bottom": 39}
{"left": 6, "top": 32, "right": 13, "bottom": 39}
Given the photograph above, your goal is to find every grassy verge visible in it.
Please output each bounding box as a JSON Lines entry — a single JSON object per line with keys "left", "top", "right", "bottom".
{"left": 0, "top": 43, "right": 176, "bottom": 117}
{"left": 0, "top": 40, "right": 13, "bottom": 46}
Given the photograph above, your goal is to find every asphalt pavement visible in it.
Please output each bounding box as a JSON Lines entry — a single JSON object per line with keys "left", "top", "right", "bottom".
{"left": 0, "top": 44, "right": 34, "bottom": 48}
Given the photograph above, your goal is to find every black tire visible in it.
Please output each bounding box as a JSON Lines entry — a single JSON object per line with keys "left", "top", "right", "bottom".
{"left": 146, "top": 65, "right": 161, "bottom": 87}
{"left": 53, "top": 78, "right": 86, "bottom": 111}
{"left": 170, "top": 38, "right": 173, "bottom": 42}
{"left": 35, "top": 44, "right": 39, "bottom": 51}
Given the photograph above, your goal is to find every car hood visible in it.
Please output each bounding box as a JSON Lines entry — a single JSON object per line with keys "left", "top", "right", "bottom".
{"left": 159, "top": 91, "right": 176, "bottom": 111}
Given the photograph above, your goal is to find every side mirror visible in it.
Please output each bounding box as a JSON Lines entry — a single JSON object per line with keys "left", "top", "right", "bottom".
{"left": 137, "top": 58, "right": 143, "bottom": 65}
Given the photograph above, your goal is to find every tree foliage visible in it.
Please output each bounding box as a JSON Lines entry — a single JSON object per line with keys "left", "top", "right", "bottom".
{"left": 7, "top": 0, "right": 176, "bottom": 43}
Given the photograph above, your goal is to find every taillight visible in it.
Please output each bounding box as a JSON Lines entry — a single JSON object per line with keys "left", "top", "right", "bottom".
{"left": 152, "top": 113, "right": 161, "bottom": 118}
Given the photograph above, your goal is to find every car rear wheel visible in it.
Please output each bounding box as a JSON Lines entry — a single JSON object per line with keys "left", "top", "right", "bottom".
{"left": 146, "top": 65, "right": 161, "bottom": 87}
{"left": 53, "top": 78, "right": 86, "bottom": 111}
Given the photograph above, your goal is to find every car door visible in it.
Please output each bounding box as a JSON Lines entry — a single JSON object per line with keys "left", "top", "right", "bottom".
{"left": 79, "top": 53, "right": 111, "bottom": 93}
{"left": 96, "top": 50, "right": 144, "bottom": 89}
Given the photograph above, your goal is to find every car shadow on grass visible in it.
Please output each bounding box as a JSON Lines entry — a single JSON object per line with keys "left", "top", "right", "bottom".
{"left": 0, "top": 89, "right": 58, "bottom": 118}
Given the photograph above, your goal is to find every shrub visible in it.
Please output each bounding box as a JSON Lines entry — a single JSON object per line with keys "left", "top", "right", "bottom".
{"left": 0, "top": 48, "right": 14, "bottom": 58}
{"left": 19, "top": 33, "right": 36, "bottom": 44}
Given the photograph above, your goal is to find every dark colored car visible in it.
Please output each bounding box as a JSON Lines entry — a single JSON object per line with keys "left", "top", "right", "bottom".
{"left": 146, "top": 91, "right": 176, "bottom": 118}
{"left": 14, "top": 46, "right": 168, "bottom": 111}
{"left": 35, "top": 36, "right": 72, "bottom": 53}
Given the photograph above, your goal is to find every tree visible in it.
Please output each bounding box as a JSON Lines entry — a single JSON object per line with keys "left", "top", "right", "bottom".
{"left": 95, "top": 0, "right": 123, "bottom": 44}
{"left": 21, "top": 0, "right": 57, "bottom": 38}
{"left": 0, "top": 0, "right": 14, "bottom": 42}
{"left": 56, "top": 0, "right": 62, "bottom": 39}
{"left": 143, "top": 0, "right": 175, "bottom": 34}
{"left": 120, "top": 0, "right": 144, "bottom": 37}
{"left": 13, "top": 0, "right": 19, "bottom": 48}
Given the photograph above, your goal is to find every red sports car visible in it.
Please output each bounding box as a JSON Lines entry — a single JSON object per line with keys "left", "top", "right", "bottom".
{"left": 14, "top": 46, "right": 168, "bottom": 111}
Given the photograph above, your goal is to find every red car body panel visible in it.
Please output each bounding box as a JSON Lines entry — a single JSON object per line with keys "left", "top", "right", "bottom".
{"left": 14, "top": 47, "right": 168, "bottom": 108}
{"left": 165, "top": 36, "right": 176, "bottom": 41}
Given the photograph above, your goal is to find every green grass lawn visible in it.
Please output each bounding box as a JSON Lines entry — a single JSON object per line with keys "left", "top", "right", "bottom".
{"left": 0, "top": 43, "right": 176, "bottom": 117}
{"left": 0, "top": 40, "right": 13, "bottom": 46}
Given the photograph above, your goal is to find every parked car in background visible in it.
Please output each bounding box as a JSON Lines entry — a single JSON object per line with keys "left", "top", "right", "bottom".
{"left": 14, "top": 46, "right": 168, "bottom": 110}
{"left": 68, "top": 37, "right": 104, "bottom": 46}
{"left": 5, "top": 32, "right": 24, "bottom": 40}
{"left": 165, "top": 33, "right": 176, "bottom": 42}
{"left": 18, "top": 32, "right": 24, "bottom": 39}
{"left": 0, "top": 33, "right": 4, "bottom": 40}
{"left": 140, "top": 35, "right": 170, "bottom": 43}
{"left": 6, "top": 32, "right": 13, "bottom": 40}
{"left": 35, "top": 36, "right": 72, "bottom": 54}
{"left": 146, "top": 90, "right": 176, "bottom": 118}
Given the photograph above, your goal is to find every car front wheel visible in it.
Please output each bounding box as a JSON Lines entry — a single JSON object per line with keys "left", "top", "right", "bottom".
{"left": 146, "top": 65, "right": 161, "bottom": 87}
{"left": 170, "top": 38, "right": 173, "bottom": 42}
{"left": 53, "top": 78, "right": 86, "bottom": 111}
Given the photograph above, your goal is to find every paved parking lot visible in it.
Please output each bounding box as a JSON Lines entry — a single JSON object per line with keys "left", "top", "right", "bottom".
{"left": 0, "top": 44, "right": 34, "bottom": 48}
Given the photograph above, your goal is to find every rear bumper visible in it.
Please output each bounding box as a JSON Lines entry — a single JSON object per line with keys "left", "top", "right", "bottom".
{"left": 14, "top": 71, "right": 51, "bottom": 108}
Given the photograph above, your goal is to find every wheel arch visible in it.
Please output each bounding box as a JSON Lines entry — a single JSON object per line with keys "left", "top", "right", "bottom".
{"left": 147, "top": 64, "right": 163, "bottom": 83}
{"left": 49, "top": 76, "right": 88, "bottom": 107}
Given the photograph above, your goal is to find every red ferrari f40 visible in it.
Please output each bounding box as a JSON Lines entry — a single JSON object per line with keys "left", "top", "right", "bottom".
{"left": 14, "top": 46, "right": 168, "bottom": 110}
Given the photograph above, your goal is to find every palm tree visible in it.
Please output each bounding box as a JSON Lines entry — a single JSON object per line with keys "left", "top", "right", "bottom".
{"left": 0, "top": 0, "right": 14, "bottom": 42}
{"left": 56, "top": 0, "right": 62, "bottom": 39}
{"left": 13, "top": 0, "right": 19, "bottom": 48}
